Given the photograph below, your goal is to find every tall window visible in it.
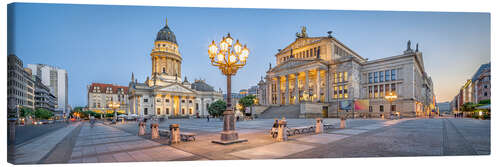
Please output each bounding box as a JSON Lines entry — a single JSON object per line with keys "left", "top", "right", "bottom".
{"left": 391, "top": 83, "right": 396, "bottom": 94}
{"left": 385, "top": 70, "right": 390, "bottom": 81}
{"left": 369, "top": 86, "right": 373, "bottom": 98}
{"left": 379, "top": 71, "right": 384, "bottom": 82}
{"left": 157, "top": 108, "right": 161, "bottom": 115}
{"left": 369, "top": 106, "right": 373, "bottom": 112}
{"left": 314, "top": 47, "right": 317, "bottom": 57}
{"left": 334, "top": 86, "right": 338, "bottom": 98}
{"left": 166, "top": 108, "right": 170, "bottom": 115}
{"left": 339, "top": 72, "right": 343, "bottom": 82}
{"left": 374, "top": 72, "right": 378, "bottom": 83}
{"left": 317, "top": 47, "right": 321, "bottom": 58}
{"left": 339, "top": 86, "right": 343, "bottom": 98}
{"left": 391, "top": 105, "right": 396, "bottom": 112}
{"left": 368, "top": 73, "right": 373, "bottom": 83}
{"left": 391, "top": 69, "right": 396, "bottom": 80}
{"left": 374, "top": 85, "right": 378, "bottom": 98}
{"left": 380, "top": 105, "right": 384, "bottom": 112}
{"left": 144, "top": 108, "right": 148, "bottom": 115}
{"left": 334, "top": 73, "right": 338, "bottom": 83}
{"left": 385, "top": 84, "right": 390, "bottom": 96}
{"left": 344, "top": 85, "right": 348, "bottom": 98}
{"left": 344, "top": 72, "right": 348, "bottom": 82}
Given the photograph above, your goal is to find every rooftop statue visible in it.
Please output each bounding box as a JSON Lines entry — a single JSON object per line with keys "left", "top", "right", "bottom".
{"left": 295, "top": 26, "right": 308, "bottom": 38}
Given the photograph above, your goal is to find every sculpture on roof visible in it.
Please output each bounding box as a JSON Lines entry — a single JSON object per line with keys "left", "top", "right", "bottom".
{"left": 416, "top": 43, "right": 419, "bottom": 52}
{"left": 295, "top": 26, "right": 308, "bottom": 38}
{"left": 407, "top": 40, "right": 412, "bottom": 51}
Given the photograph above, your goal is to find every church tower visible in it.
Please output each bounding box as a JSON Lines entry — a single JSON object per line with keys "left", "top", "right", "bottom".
{"left": 149, "top": 17, "right": 182, "bottom": 86}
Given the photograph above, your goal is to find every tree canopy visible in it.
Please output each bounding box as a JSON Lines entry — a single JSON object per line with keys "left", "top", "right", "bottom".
{"left": 34, "top": 108, "right": 54, "bottom": 119}
{"left": 208, "top": 100, "right": 226, "bottom": 117}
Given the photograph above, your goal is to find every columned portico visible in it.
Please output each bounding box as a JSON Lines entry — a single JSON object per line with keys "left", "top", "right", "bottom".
{"left": 277, "top": 77, "right": 282, "bottom": 105}
{"left": 294, "top": 73, "right": 299, "bottom": 104}
{"left": 316, "top": 69, "right": 321, "bottom": 102}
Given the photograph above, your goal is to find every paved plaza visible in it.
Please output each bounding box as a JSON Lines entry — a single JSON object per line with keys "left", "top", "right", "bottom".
{"left": 9, "top": 117, "right": 490, "bottom": 164}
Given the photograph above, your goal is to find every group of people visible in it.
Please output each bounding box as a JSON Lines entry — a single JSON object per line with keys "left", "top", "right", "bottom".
{"left": 454, "top": 113, "right": 465, "bottom": 118}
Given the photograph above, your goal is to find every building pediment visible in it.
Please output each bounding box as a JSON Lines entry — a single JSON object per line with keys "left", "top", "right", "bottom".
{"left": 269, "top": 59, "right": 327, "bottom": 73}
{"left": 278, "top": 37, "right": 326, "bottom": 55}
{"left": 156, "top": 83, "right": 195, "bottom": 94}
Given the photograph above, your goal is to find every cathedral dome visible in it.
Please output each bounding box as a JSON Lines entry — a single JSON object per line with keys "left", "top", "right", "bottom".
{"left": 155, "top": 18, "right": 177, "bottom": 44}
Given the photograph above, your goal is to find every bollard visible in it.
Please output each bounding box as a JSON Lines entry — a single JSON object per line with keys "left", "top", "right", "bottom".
{"left": 340, "top": 117, "right": 346, "bottom": 129}
{"left": 315, "top": 118, "right": 323, "bottom": 134}
{"left": 276, "top": 120, "right": 288, "bottom": 142}
{"left": 170, "top": 124, "right": 180, "bottom": 144}
{"left": 151, "top": 123, "right": 159, "bottom": 139}
{"left": 138, "top": 121, "right": 146, "bottom": 136}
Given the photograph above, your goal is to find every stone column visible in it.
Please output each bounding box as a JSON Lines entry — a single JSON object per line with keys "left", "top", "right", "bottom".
{"left": 294, "top": 73, "right": 299, "bottom": 104}
{"left": 326, "top": 69, "right": 331, "bottom": 102}
{"left": 305, "top": 71, "right": 310, "bottom": 101}
{"left": 138, "top": 121, "right": 146, "bottom": 136}
{"left": 315, "top": 118, "right": 323, "bottom": 134}
{"left": 277, "top": 76, "right": 281, "bottom": 105}
{"left": 151, "top": 123, "right": 159, "bottom": 139}
{"left": 316, "top": 69, "right": 321, "bottom": 102}
{"left": 276, "top": 120, "right": 288, "bottom": 142}
{"left": 285, "top": 75, "right": 290, "bottom": 105}
{"left": 170, "top": 124, "right": 180, "bottom": 144}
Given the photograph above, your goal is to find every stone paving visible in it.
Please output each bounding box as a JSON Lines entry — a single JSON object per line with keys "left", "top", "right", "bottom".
{"left": 68, "top": 122, "right": 194, "bottom": 163}
{"left": 12, "top": 117, "right": 490, "bottom": 164}
{"left": 13, "top": 122, "right": 81, "bottom": 164}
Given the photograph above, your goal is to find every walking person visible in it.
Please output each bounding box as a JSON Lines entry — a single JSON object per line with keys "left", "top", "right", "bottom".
{"left": 207, "top": 115, "right": 210, "bottom": 122}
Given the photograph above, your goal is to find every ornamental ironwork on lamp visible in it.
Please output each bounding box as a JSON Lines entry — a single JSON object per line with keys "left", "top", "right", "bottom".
{"left": 208, "top": 33, "right": 249, "bottom": 76}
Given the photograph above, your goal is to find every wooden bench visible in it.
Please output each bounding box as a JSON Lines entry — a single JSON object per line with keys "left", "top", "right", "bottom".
{"left": 159, "top": 128, "right": 170, "bottom": 137}
{"left": 180, "top": 132, "right": 196, "bottom": 141}
{"left": 324, "top": 124, "right": 334, "bottom": 130}
{"left": 269, "top": 126, "right": 314, "bottom": 138}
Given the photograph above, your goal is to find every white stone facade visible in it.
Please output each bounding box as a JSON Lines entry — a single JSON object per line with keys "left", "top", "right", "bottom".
{"left": 261, "top": 28, "right": 435, "bottom": 118}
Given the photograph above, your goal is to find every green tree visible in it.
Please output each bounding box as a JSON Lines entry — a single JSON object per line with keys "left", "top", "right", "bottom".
{"left": 20, "top": 107, "right": 34, "bottom": 118}
{"left": 479, "top": 99, "right": 490, "bottom": 105}
{"left": 208, "top": 100, "right": 226, "bottom": 117}
{"left": 238, "top": 95, "right": 256, "bottom": 116}
{"left": 460, "top": 102, "right": 476, "bottom": 112}
{"left": 34, "top": 108, "right": 54, "bottom": 119}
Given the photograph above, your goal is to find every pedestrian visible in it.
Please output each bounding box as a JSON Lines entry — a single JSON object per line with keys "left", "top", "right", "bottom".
{"left": 207, "top": 115, "right": 210, "bottom": 122}
{"left": 236, "top": 116, "right": 240, "bottom": 122}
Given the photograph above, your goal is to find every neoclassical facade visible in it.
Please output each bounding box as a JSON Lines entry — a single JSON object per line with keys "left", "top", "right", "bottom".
{"left": 128, "top": 19, "right": 223, "bottom": 117}
{"left": 260, "top": 27, "right": 435, "bottom": 118}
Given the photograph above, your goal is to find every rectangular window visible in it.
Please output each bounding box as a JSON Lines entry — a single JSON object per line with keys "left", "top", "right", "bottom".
{"left": 391, "top": 83, "right": 396, "bottom": 94}
{"left": 157, "top": 108, "right": 161, "bottom": 115}
{"left": 344, "top": 72, "right": 348, "bottom": 82}
{"left": 334, "top": 73, "right": 338, "bottom": 83}
{"left": 333, "top": 86, "right": 338, "bottom": 98}
{"left": 379, "top": 71, "right": 384, "bottom": 82}
{"left": 391, "top": 105, "right": 396, "bottom": 112}
{"left": 391, "top": 69, "right": 396, "bottom": 80}
{"left": 369, "top": 106, "right": 373, "bottom": 112}
{"left": 344, "top": 85, "right": 348, "bottom": 98}
{"left": 339, "top": 86, "right": 343, "bottom": 98}
{"left": 379, "top": 85, "right": 383, "bottom": 97}
{"left": 374, "top": 72, "right": 378, "bottom": 83}
{"left": 380, "top": 105, "right": 384, "bottom": 112}
{"left": 369, "top": 86, "right": 372, "bottom": 98}
{"left": 374, "top": 85, "right": 378, "bottom": 98}
{"left": 368, "top": 73, "right": 372, "bottom": 83}
{"left": 157, "top": 98, "right": 161, "bottom": 102}
{"left": 144, "top": 98, "right": 148, "bottom": 103}
{"left": 144, "top": 108, "right": 148, "bottom": 115}
{"left": 385, "top": 84, "right": 390, "bottom": 96}
{"left": 339, "top": 72, "right": 343, "bottom": 82}
{"left": 385, "top": 70, "right": 390, "bottom": 81}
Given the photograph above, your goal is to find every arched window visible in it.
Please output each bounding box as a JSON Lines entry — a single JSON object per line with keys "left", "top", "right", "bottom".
{"left": 166, "top": 108, "right": 170, "bottom": 115}
{"left": 182, "top": 108, "right": 185, "bottom": 115}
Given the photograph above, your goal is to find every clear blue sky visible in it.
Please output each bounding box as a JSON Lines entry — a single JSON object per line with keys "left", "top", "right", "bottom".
{"left": 8, "top": 3, "right": 490, "bottom": 107}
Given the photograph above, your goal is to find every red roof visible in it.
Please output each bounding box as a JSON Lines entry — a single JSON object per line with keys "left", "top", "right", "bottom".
{"left": 89, "top": 83, "right": 128, "bottom": 94}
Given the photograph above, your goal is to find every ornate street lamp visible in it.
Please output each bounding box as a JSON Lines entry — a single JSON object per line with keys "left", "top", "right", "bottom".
{"left": 384, "top": 92, "right": 398, "bottom": 119}
{"left": 108, "top": 102, "right": 120, "bottom": 124}
{"left": 208, "top": 33, "right": 249, "bottom": 144}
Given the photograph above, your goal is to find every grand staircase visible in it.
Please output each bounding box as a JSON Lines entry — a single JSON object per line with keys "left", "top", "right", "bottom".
{"left": 259, "top": 104, "right": 301, "bottom": 119}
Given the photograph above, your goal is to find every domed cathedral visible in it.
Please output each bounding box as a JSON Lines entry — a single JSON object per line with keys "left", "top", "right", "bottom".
{"left": 259, "top": 26, "right": 434, "bottom": 119}
{"left": 128, "top": 18, "right": 223, "bottom": 118}
{"left": 149, "top": 18, "right": 182, "bottom": 85}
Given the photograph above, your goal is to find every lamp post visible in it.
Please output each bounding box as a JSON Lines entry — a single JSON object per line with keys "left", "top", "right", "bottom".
{"left": 384, "top": 92, "right": 398, "bottom": 119}
{"left": 108, "top": 102, "right": 120, "bottom": 124}
{"left": 208, "top": 33, "right": 249, "bottom": 144}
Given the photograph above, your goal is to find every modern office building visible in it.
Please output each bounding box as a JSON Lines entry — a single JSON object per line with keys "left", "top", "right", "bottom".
{"left": 32, "top": 74, "right": 57, "bottom": 111}
{"left": 7, "top": 54, "right": 35, "bottom": 117}
{"left": 259, "top": 27, "right": 435, "bottom": 118}
{"left": 27, "top": 64, "right": 69, "bottom": 116}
